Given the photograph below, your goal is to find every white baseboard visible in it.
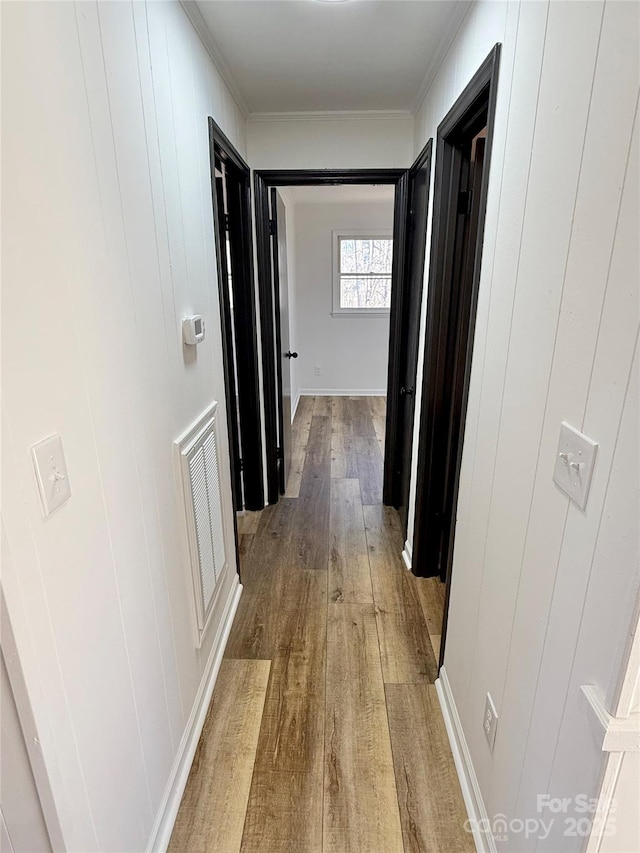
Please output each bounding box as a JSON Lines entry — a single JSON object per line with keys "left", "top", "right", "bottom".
{"left": 147, "top": 577, "right": 243, "bottom": 852}
{"left": 291, "top": 391, "right": 301, "bottom": 422}
{"left": 436, "top": 666, "right": 496, "bottom": 853}
{"left": 401, "top": 539, "right": 412, "bottom": 571}
{"left": 298, "top": 388, "right": 387, "bottom": 397}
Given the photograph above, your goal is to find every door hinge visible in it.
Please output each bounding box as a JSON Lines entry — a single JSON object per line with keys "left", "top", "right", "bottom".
{"left": 222, "top": 213, "right": 230, "bottom": 232}
{"left": 238, "top": 458, "right": 244, "bottom": 471}
{"left": 269, "top": 219, "right": 277, "bottom": 236}
{"left": 457, "top": 190, "right": 473, "bottom": 216}
{"left": 276, "top": 446, "right": 284, "bottom": 460}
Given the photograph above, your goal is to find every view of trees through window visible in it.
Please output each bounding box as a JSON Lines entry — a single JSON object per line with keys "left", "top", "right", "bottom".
{"left": 339, "top": 237, "right": 393, "bottom": 310}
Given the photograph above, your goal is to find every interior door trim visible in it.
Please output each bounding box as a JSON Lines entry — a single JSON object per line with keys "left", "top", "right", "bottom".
{"left": 411, "top": 44, "right": 501, "bottom": 664}
{"left": 208, "top": 117, "right": 264, "bottom": 513}
{"left": 383, "top": 138, "right": 433, "bottom": 520}
{"left": 254, "top": 168, "right": 406, "bottom": 505}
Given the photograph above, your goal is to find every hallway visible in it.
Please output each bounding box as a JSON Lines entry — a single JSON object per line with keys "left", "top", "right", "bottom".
{"left": 169, "top": 396, "right": 471, "bottom": 852}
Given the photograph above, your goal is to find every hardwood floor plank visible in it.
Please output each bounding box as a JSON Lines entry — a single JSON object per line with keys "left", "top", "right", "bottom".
{"left": 355, "top": 434, "right": 384, "bottom": 505}
{"left": 386, "top": 684, "right": 475, "bottom": 853}
{"left": 312, "top": 395, "right": 332, "bottom": 417}
{"left": 348, "top": 396, "right": 377, "bottom": 437}
{"left": 367, "top": 395, "right": 387, "bottom": 419}
{"left": 237, "top": 510, "right": 262, "bottom": 535}
{"left": 241, "top": 769, "right": 323, "bottom": 853}
{"left": 414, "top": 576, "right": 446, "bottom": 637}
{"left": 372, "top": 414, "right": 386, "bottom": 456}
{"left": 241, "top": 566, "right": 326, "bottom": 851}
{"left": 297, "top": 414, "right": 331, "bottom": 570}
{"left": 226, "top": 501, "right": 300, "bottom": 658}
{"left": 329, "top": 479, "right": 374, "bottom": 604}
{"left": 294, "top": 395, "right": 315, "bottom": 427}
{"left": 285, "top": 397, "right": 314, "bottom": 498}
{"left": 430, "top": 633, "right": 442, "bottom": 661}
{"left": 239, "top": 533, "right": 254, "bottom": 559}
{"left": 300, "top": 415, "right": 331, "bottom": 485}
{"left": 331, "top": 396, "right": 357, "bottom": 479}
{"left": 254, "top": 571, "right": 326, "bottom": 773}
{"left": 324, "top": 603, "right": 404, "bottom": 853}
{"left": 284, "top": 444, "right": 306, "bottom": 498}
{"left": 330, "top": 395, "right": 351, "bottom": 430}
{"left": 330, "top": 429, "right": 358, "bottom": 479}
{"left": 364, "top": 505, "right": 438, "bottom": 683}
{"left": 168, "top": 660, "right": 270, "bottom": 853}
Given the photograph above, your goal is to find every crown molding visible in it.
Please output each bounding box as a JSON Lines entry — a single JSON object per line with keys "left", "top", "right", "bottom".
{"left": 411, "top": 0, "right": 473, "bottom": 116}
{"left": 180, "top": 1, "right": 250, "bottom": 119}
{"left": 247, "top": 109, "right": 414, "bottom": 124}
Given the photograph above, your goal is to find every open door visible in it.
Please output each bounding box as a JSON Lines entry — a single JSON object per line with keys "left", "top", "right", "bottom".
{"left": 384, "top": 139, "right": 433, "bottom": 534}
{"left": 270, "top": 189, "right": 295, "bottom": 494}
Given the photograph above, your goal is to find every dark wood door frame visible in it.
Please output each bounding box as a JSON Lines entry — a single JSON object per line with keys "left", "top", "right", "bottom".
{"left": 383, "top": 139, "right": 433, "bottom": 529}
{"left": 208, "top": 117, "right": 264, "bottom": 512}
{"left": 411, "top": 44, "right": 501, "bottom": 659}
{"left": 254, "top": 168, "right": 409, "bottom": 505}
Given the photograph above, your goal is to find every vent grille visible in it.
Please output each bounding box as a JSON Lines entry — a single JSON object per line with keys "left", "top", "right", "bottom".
{"left": 175, "top": 403, "right": 227, "bottom": 646}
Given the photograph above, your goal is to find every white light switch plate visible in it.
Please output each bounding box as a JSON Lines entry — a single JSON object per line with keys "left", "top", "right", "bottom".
{"left": 31, "top": 434, "right": 71, "bottom": 516}
{"left": 553, "top": 422, "right": 598, "bottom": 510}
{"left": 484, "top": 692, "right": 499, "bottom": 752}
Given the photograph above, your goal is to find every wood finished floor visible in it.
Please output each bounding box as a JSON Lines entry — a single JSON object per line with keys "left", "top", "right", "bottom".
{"left": 169, "top": 396, "right": 472, "bottom": 853}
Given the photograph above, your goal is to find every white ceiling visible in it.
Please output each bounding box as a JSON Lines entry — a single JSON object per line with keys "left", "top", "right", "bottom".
{"left": 284, "top": 184, "right": 396, "bottom": 204}
{"left": 193, "top": 1, "right": 468, "bottom": 114}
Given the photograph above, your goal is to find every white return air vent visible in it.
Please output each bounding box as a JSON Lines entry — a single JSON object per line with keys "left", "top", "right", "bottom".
{"left": 174, "top": 402, "right": 228, "bottom": 648}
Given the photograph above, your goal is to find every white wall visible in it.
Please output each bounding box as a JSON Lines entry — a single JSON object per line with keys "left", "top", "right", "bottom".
{"left": 410, "top": 1, "right": 639, "bottom": 849}
{"left": 290, "top": 198, "right": 394, "bottom": 395}
{"left": 247, "top": 112, "right": 414, "bottom": 170}
{"left": 1, "top": 2, "right": 245, "bottom": 850}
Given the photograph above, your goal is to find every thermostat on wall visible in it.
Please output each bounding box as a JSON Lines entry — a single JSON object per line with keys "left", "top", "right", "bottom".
{"left": 183, "top": 315, "right": 205, "bottom": 345}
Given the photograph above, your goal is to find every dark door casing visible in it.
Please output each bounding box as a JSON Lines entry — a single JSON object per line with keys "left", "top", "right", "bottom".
{"left": 208, "top": 117, "right": 264, "bottom": 513}
{"left": 384, "top": 139, "right": 433, "bottom": 534}
{"left": 253, "top": 168, "right": 406, "bottom": 506}
{"left": 412, "top": 44, "right": 501, "bottom": 662}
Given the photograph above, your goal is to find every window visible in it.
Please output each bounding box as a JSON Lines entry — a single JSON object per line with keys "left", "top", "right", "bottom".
{"left": 332, "top": 230, "right": 393, "bottom": 316}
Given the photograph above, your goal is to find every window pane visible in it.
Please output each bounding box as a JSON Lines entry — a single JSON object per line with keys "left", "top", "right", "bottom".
{"left": 340, "top": 238, "right": 393, "bottom": 275}
{"left": 340, "top": 275, "right": 392, "bottom": 309}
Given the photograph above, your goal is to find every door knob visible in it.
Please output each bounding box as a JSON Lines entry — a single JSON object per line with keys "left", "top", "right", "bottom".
{"left": 400, "top": 386, "right": 414, "bottom": 396}
{"left": 285, "top": 351, "right": 298, "bottom": 359}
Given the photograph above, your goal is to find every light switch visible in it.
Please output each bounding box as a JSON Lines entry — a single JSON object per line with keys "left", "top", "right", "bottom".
{"left": 31, "top": 434, "right": 71, "bottom": 516}
{"left": 553, "top": 422, "right": 598, "bottom": 510}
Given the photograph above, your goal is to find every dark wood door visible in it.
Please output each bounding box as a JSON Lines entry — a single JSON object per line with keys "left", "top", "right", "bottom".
{"left": 387, "top": 141, "right": 433, "bottom": 533}
{"left": 270, "top": 189, "right": 293, "bottom": 494}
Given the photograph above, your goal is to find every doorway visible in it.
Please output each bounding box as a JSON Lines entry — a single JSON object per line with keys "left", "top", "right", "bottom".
{"left": 254, "top": 161, "right": 433, "bottom": 514}
{"left": 208, "top": 118, "right": 264, "bottom": 512}
{"left": 411, "top": 46, "right": 501, "bottom": 662}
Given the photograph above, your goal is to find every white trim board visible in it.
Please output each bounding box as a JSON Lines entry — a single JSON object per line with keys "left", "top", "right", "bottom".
{"left": 436, "top": 666, "right": 496, "bottom": 853}
{"left": 402, "top": 539, "right": 413, "bottom": 571}
{"left": 179, "top": 2, "right": 250, "bottom": 118}
{"left": 247, "top": 110, "right": 413, "bottom": 124}
{"left": 146, "top": 577, "right": 242, "bottom": 852}
{"left": 298, "top": 389, "right": 387, "bottom": 397}
{"left": 411, "top": 0, "right": 473, "bottom": 115}
{"left": 291, "top": 392, "right": 301, "bottom": 423}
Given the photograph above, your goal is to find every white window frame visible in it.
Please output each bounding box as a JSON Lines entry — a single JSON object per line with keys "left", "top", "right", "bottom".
{"left": 331, "top": 229, "right": 393, "bottom": 317}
